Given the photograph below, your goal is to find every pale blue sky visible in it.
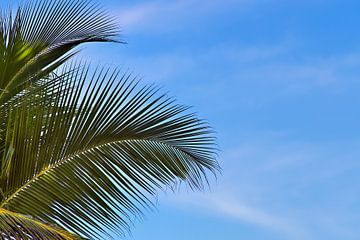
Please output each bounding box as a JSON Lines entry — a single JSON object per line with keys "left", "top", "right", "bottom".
{"left": 81, "top": 0, "right": 360, "bottom": 239}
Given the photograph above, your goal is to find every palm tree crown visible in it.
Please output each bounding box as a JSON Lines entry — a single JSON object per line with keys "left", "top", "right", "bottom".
{"left": 0, "top": 0, "right": 219, "bottom": 239}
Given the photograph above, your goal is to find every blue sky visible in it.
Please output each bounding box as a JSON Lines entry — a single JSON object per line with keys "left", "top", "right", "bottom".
{"left": 79, "top": 0, "right": 360, "bottom": 239}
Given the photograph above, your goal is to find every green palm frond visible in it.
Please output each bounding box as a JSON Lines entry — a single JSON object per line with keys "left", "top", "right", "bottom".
{"left": 0, "top": 64, "right": 219, "bottom": 239}
{"left": 0, "top": 0, "right": 118, "bottom": 105}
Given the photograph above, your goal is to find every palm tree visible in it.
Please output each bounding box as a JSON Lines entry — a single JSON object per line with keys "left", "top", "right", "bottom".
{"left": 0, "top": 0, "right": 218, "bottom": 239}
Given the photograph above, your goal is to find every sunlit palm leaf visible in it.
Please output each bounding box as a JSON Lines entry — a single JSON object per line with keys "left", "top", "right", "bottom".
{"left": 0, "top": 64, "right": 219, "bottom": 239}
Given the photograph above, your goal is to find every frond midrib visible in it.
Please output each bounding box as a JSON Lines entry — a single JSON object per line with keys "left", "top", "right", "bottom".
{"left": 0, "top": 137, "right": 200, "bottom": 208}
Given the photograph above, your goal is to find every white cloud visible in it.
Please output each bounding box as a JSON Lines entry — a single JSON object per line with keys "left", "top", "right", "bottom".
{"left": 165, "top": 190, "right": 310, "bottom": 240}
{"left": 213, "top": 197, "right": 287, "bottom": 228}
{"left": 116, "top": 2, "right": 160, "bottom": 29}
{"left": 114, "top": 0, "right": 252, "bottom": 32}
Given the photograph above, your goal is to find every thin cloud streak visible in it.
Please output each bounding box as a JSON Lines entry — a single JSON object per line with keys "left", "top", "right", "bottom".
{"left": 114, "top": 0, "right": 252, "bottom": 32}
{"left": 209, "top": 196, "right": 309, "bottom": 240}
{"left": 165, "top": 190, "right": 310, "bottom": 240}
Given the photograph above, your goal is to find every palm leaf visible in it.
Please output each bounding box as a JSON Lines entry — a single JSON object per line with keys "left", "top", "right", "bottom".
{"left": 0, "top": 64, "right": 219, "bottom": 239}
{"left": 0, "top": 0, "right": 119, "bottom": 105}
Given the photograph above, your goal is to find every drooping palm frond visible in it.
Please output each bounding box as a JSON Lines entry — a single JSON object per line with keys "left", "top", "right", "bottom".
{"left": 0, "top": 63, "right": 219, "bottom": 239}
{"left": 0, "top": 207, "right": 82, "bottom": 239}
{"left": 0, "top": 0, "right": 118, "bottom": 105}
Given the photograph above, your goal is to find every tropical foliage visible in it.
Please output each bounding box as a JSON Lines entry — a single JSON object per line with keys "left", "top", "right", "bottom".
{"left": 0, "top": 0, "right": 218, "bottom": 239}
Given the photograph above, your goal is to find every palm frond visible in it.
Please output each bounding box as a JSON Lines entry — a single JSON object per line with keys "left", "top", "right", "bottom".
{"left": 0, "top": 64, "right": 219, "bottom": 239}
{"left": 0, "top": 0, "right": 119, "bottom": 105}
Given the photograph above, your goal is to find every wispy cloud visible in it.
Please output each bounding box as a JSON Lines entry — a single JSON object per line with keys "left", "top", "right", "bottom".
{"left": 114, "top": 0, "right": 252, "bottom": 32}
{"left": 212, "top": 196, "right": 290, "bottom": 230}
{"left": 115, "top": 2, "right": 159, "bottom": 29}
{"left": 165, "top": 190, "right": 310, "bottom": 240}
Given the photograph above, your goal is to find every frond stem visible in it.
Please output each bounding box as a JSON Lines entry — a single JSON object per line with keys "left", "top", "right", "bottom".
{"left": 0, "top": 138, "right": 196, "bottom": 208}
